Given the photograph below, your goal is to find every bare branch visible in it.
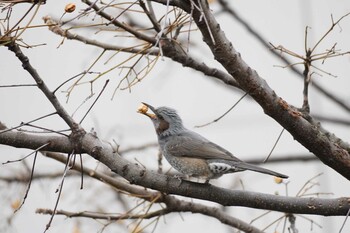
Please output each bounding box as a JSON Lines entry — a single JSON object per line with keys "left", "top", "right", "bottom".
{"left": 13, "top": 151, "right": 38, "bottom": 212}
{"left": 36, "top": 208, "right": 169, "bottom": 220}
{"left": 44, "top": 152, "right": 265, "bottom": 233}
{"left": 82, "top": 0, "right": 156, "bottom": 44}
{"left": 0, "top": 83, "right": 36, "bottom": 87}
{"left": 0, "top": 112, "right": 57, "bottom": 135}
{"left": 44, "top": 152, "right": 72, "bottom": 233}
{"left": 79, "top": 79, "right": 109, "bottom": 124}
{"left": 43, "top": 16, "right": 160, "bottom": 56}
{"left": 46, "top": 1, "right": 239, "bottom": 89}
{"left": 217, "top": 0, "right": 350, "bottom": 113}
{"left": 119, "top": 142, "right": 158, "bottom": 154}
{"left": 310, "top": 13, "right": 350, "bottom": 54}
{"left": 0, "top": 171, "right": 80, "bottom": 183}
{"left": 163, "top": 195, "right": 266, "bottom": 233}
{"left": 0, "top": 129, "right": 349, "bottom": 216}
{"left": 2, "top": 142, "right": 49, "bottom": 164}
{"left": 195, "top": 92, "right": 247, "bottom": 128}
{"left": 171, "top": 0, "right": 350, "bottom": 180}
{"left": 0, "top": 0, "right": 45, "bottom": 4}
{"left": 244, "top": 154, "right": 318, "bottom": 165}
{"left": 339, "top": 208, "right": 350, "bottom": 233}
{"left": 263, "top": 128, "right": 285, "bottom": 163}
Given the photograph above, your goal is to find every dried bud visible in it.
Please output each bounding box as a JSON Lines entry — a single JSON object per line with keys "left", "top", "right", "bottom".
{"left": 274, "top": 176, "right": 283, "bottom": 184}
{"left": 11, "top": 199, "right": 21, "bottom": 210}
{"left": 137, "top": 104, "right": 149, "bottom": 114}
{"left": 65, "top": 3, "right": 76, "bottom": 13}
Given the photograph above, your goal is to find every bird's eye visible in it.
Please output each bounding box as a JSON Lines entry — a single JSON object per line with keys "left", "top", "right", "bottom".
{"left": 157, "top": 114, "right": 164, "bottom": 120}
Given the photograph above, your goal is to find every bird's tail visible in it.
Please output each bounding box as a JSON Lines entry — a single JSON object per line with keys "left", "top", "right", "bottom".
{"left": 236, "top": 162, "right": 288, "bottom": 179}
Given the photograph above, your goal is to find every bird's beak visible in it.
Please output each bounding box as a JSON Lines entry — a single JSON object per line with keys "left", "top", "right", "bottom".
{"left": 137, "top": 102, "right": 157, "bottom": 119}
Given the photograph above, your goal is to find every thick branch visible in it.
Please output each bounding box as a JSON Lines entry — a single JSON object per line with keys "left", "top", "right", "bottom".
{"left": 174, "top": 0, "right": 350, "bottom": 180}
{"left": 161, "top": 39, "right": 239, "bottom": 87}
{"left": 1, "top": 130, "right": 349, "bottom": 216}
{"left": 45, "top": 151, "right": 157, "bottom": 201}
{"left": 44, "top": 152, "right": 265, "bottom": 233}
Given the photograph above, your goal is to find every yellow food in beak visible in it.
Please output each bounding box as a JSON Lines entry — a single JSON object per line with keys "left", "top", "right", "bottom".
{"left": 137, "top": 103, "right": 156, "bottom": 119}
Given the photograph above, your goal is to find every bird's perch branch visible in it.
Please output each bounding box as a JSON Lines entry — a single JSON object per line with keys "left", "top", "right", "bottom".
{"left": 38, "top": 151, "right": 265, "bottom": 233}
{"left": 0, "top": 129, "right": 349, "bottom": 216}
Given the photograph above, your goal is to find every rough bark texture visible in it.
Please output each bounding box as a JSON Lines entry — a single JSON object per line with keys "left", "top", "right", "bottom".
{"left": 1, "top": 130, "right": 349, "bottom": 216}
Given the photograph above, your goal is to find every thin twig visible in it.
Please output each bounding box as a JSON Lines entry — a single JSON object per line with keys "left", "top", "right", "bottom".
{"left": 44, "top": 152, "right": 74, "bottom": 233}
{"left": 23, "top": 123, "right": 69, "bottom": 137}
{"left": 79, "top": 154, "right": 84, "bottom": 190}
{"left": 195, "top": 92, "right": 248, "bottom": 128}
{"left": 53, "top": 71, "right": 94, "bottom": 94}
{"left": 295, "top": 173, "right": 323, "bottom": 197}
{"left": 140, "top": 0, "right": 161, "bottom": 32}
{"left": 82, "top": 0, "right": 156, "bottom": 44}
{"left": 14, "top": 150, "right": 39, "bottom": 212}
{"left": 245, "top": 154, "right": 317, "bottom": 165}
{"left": 0, "top": 83, "right": 36, "bottom": 88}
{"left": 339, "top": 208, "right": 350, "bottom": 233}
{"left": 119, "top": 142, "right": 158, "bottom": 154}
{"left": 263, "top": 128, "right": 285, "bottom": 163}
{"left": 310, "top": 13, "right": 350, "bottom": 54}
{"left": 0, "top": 112, "right": 57, "bottom": 135}
{"left": 79, "top": 79, "right": 109, "bottom": 124}
{"left": 43, "top": 16, "right": 159, "bottom": 56}
{"left": 2, "top": 142, "right": 50, "bottom": 165}
{"left": 36, "top": 208, "right": 169, "bottom": 220}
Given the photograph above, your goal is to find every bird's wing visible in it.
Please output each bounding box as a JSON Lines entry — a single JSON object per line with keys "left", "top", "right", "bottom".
{"left": 164, "top": 132, "right": 241, "bottom": 161}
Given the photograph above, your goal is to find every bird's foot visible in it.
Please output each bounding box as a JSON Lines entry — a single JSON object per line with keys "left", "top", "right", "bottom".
{"left": 204, "top": 179, "right": 211, "bottom": 185}
{"left": 173, "top": 174, "right": 188, "bottom": 186}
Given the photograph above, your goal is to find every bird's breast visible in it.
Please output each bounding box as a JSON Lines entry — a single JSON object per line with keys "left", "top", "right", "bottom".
{"left": 162, "top": 151, "right": 214, "bottom": 178}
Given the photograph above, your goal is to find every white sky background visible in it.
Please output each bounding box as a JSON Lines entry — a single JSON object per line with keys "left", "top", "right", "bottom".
{"left": 1, "top": 0, "right": 350, "bottom": 233}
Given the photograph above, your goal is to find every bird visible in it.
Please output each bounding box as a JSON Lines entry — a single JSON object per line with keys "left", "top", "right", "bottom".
{"left": 138, "top": 103, "right": 288, "bottom": 183}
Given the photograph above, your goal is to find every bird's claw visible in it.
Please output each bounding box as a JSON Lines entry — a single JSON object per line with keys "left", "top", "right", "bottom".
{"left": 173, "top": 174, "right": 188, "bottom": 186}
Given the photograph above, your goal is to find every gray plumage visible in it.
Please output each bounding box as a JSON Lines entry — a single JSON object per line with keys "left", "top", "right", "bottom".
{"left": 140, "top": 103, "right": 288, "bottom": 182}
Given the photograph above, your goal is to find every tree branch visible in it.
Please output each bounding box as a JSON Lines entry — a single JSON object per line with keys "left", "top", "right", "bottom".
{"left": 43, "top": 16, "right": 160, "bottom": 56}
{"left": 217, "top": 0, "right": 350, "bottom": 113}
{"left": 0, "top": 129, "right": 349, "bottom": 216}
{"left": 36, "top": 208, "right": 168, "bottom": 220}
{"left": 36, "top": 197, "right": 265, "bottom": 233}
{"left": 82, "top": 0, "right": 156, "bottom": 44}
{"left": 163, "top": 195, "right": 266, "bottom": 233}
{"left": 43, "top": 152, "right": 265, "bottom": 233}
{"left": 76, "top": 0, "right": 239, "bottom": 88}
{"left": 169, "top": 0, "right": 350, "bottom": 180}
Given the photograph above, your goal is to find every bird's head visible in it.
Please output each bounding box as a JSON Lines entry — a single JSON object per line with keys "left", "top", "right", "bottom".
{"left": 138, "top": 103, "right": 184, "bottom": 137}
